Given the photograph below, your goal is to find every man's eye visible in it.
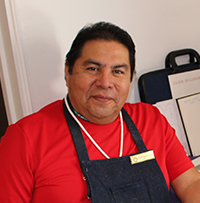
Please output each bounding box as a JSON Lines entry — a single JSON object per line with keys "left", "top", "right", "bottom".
{"left": 87, "top": 67, "right": 97, "bottom": 71}
{"left": 114, "top": 70, "right": 123, "bottom": 74}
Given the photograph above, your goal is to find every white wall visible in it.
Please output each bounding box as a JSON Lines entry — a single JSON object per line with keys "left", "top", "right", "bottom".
{"left": 0, "top": 0, "right": 24, "bottom": 123}
{"left": 1, "top": 0, "right": 200, "bottom": 123}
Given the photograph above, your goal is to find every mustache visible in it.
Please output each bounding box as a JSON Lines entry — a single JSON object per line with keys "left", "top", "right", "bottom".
{"left": 89, "top": 91, "right": 116, "bottom": 100}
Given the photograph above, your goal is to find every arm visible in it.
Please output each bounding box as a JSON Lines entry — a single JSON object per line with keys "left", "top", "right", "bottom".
{"left": 171, "top": 167, "right": 200, "bottom": 203}
{"left": 0, "top": 124, "right": 34, "bottom": 202}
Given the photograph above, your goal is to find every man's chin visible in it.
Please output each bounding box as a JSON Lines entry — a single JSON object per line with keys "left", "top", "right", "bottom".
{"left": 87, "top": 107, "right": 119, "bottom": 124}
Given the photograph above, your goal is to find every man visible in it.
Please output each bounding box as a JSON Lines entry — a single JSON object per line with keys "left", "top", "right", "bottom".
{"left": 0, "top": 22, "right": 200, "bottom": 202}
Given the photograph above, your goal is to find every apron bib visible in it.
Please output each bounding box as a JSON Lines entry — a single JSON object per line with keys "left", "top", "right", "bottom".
{"left": 63, "top": 100, "right": 171, "bottom": 203}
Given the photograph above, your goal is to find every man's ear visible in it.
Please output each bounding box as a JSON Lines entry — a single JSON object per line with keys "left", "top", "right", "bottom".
{"left": 64, "top": 64, "right": 70, "bottom": 87}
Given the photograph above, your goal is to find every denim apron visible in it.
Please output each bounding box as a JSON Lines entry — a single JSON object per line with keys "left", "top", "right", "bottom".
{"left": 63, "top": 100, "right": 171, "bottom": 203}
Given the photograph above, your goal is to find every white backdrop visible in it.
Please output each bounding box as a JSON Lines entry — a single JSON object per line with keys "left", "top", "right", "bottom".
{"left": 1, "top": 0, "right": 200, "bottom": 122}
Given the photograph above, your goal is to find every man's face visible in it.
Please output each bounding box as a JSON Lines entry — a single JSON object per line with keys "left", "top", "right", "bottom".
{"left": 65, "top": 40, "right": 131, "bottom": 124}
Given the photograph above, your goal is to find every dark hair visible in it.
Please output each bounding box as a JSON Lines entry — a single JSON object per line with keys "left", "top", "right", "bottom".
{"left": 65, "top": 22, "right": 135, "bottom": 81}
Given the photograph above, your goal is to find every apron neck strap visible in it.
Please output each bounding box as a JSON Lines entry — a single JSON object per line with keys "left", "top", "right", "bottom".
{"left": 121, "top": 108, "right": 147, "bottom": 152}
{"left": 63, "top": 99, "right": 147, "bottom": 162}
{"left": 63, "top": 99, "right": 90, "bottom": 161}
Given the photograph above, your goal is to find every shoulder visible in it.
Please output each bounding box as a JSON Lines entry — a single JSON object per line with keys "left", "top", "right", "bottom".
{"left": 18, "top": 100, "right": 63, "bottom": 122}
{"left": 3, "top": 99, "right": 68, "bottom": 151}
{"left": 123, "top": 102, "right": 170, "bottom": 134}
{"left": 14, "top": 100, "right": 65, "bottom": 131}
{"left": 123, "top": 102, "right": 162, "bottom": 118}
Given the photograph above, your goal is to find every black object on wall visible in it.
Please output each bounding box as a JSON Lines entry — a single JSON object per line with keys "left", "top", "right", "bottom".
{"left": 0, "top": 79, "right": 8, "bottom": 138}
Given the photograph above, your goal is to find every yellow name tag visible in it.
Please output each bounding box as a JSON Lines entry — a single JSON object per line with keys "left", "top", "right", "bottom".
{"left": 130, "top": 150, "right": 155, "bottom": 165}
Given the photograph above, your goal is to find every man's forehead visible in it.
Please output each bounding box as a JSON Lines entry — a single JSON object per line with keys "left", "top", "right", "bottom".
{"left": 81, "top": 39, "right": 128, "bottom": 52}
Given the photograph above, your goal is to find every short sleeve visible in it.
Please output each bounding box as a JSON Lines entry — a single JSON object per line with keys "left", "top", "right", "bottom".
{"left": 163, "top": 114, "right": 194, "bottom": 182}
{"left": 0, "top": 124, "right": 34, "bottom": 202}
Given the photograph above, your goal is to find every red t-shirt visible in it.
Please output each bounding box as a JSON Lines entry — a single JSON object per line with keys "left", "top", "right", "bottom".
{"left": 0, "top": 100, "right": 193, "bottom": 202}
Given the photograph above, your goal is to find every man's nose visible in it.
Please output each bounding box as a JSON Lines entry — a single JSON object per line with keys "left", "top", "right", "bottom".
{"left": 95, "top": 71, "right": 113, "bottom": 89}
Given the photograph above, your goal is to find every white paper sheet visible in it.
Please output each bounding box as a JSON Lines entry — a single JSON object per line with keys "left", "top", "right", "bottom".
{"left": 154, "top": 99, "right": 190, "bottom": 155}
{"left": 168, "top": 69, "right": 200, "bottom": 99}
{"left": 177, "top": 93, "right": 200, "bottom": 156}
{"left": 192, "top": 156, "right": 200, "bottom": 172}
